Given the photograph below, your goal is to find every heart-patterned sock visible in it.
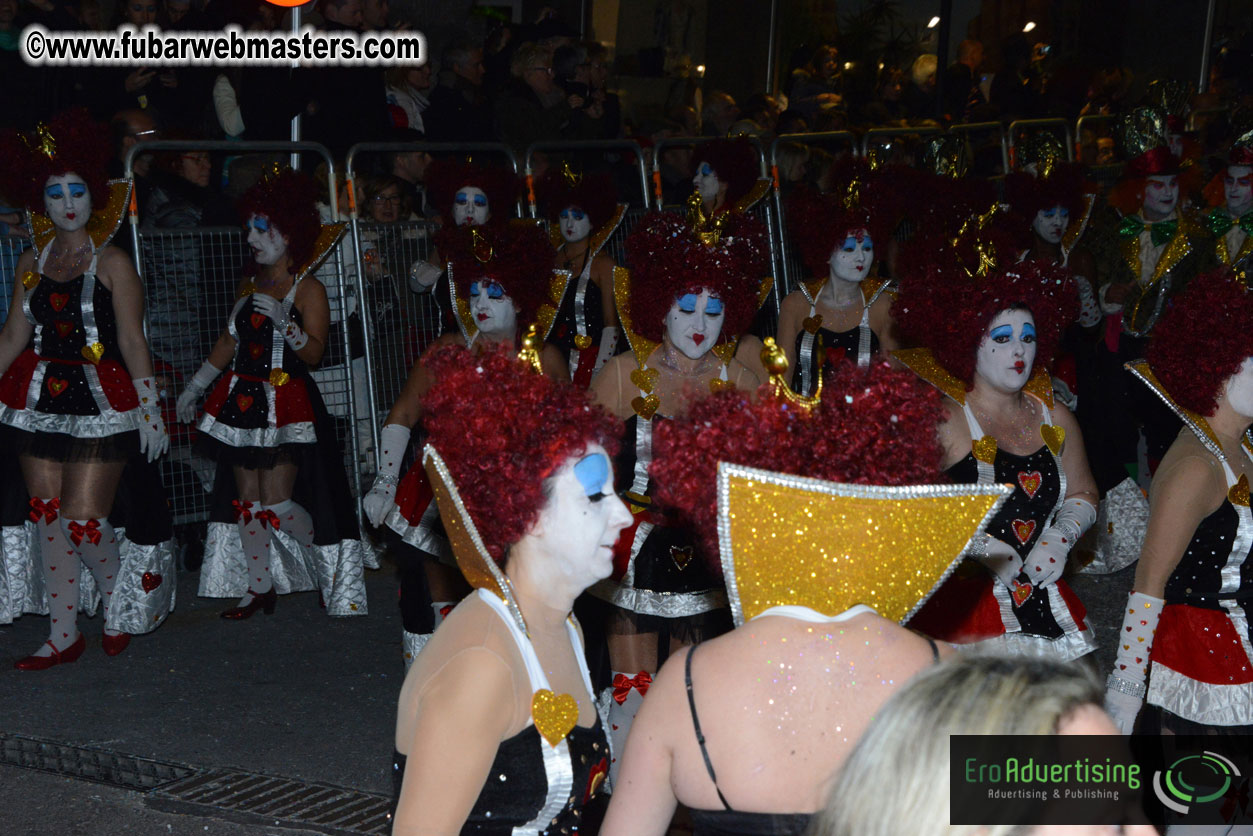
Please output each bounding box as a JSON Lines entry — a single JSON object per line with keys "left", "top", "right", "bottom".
{"left": 604, "top": 669, "right": 650, "bottom": 787}
{"left": 31, "top": 497, "right": 80, "bottom": 656}
{"left": 264, "top": 499, "right": 314, "bottom": 551}
{"left": 236, "top": 499, "right": 273, "bottom": 605}
{"left": 62, "top": 516, "right": 122, "bottom": 635}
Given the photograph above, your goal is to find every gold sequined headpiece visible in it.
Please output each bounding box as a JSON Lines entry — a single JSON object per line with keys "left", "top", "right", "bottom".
{"left": 685, "top": 192, "right": 730, "bottom": 246}
{"left": 716, "top": 462, "right": 1010, "bottom": 626}
{"left": 560, "top": 161, "right": 582, "bottom": 187}
{"left": 949, "top": 201, "right": 1003, "bottom": 278}
{"left": 22, "top": 123, "right": 57, "bottom": 160}
{"left": 922, "top": 135, "right": 971, "bottom": 179}
{"left": 1016, "top": 132, "right": 1065, "bottom": 180}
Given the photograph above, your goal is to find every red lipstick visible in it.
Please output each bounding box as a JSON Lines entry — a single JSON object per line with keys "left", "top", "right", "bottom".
{"left": 692, "top": 334, "right": 705, "bottom": 345}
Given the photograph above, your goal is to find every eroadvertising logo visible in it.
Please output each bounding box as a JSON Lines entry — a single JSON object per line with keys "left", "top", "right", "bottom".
{"left": 950, "top": 735, "right": 1253, "bottom": 828}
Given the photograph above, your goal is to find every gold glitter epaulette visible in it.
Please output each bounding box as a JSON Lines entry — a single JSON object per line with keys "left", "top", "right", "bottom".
{"left": 32, "top": 179, "right": 131, "bottom": 253}
{"left": 716, "top": 462, "right": 1010, "bottom": 626}
{"left": 612, "top": 265, "right": 659, "bottom": 367}
{"left": 730, "top": 178, "right": 772, "bottom": 214}
{"left": 1125, "top": 360, "right": 1253, "bottom": 462}
{"left": 894, "top": 347, "right": 1055, "bottom": 408}
{"left": 292, "top": 222, "right": 348, "bottom": 285}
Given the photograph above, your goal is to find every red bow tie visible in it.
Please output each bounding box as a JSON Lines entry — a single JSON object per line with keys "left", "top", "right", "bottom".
{"left": 231, "top": 499, "right": 254, "bottom": 523}
{"left": 28, "top": 496, "right": 60, "bottom": 524}
{"left": 612, "top": 671, "right": 653, "bottom": 704}
{"left": 254, "top": 509, "right": 280, "bottom": 530}
{"left": 67, "top": 519, "right": 102, "bottom": 546}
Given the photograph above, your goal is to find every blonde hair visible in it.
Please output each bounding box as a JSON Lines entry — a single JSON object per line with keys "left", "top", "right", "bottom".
{"left": 807, "top": 655, "right": 1101, "bottom": 836}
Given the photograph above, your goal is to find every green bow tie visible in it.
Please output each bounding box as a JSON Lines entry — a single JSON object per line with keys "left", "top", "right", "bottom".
{"left": 1118, "top": 216, "right": 1178, "bottom": 247}
{"left": 1206, "top": 208, "right": 1253, "bottom": 239}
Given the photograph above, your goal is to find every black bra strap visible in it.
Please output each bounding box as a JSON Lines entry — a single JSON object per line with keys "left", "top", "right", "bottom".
{"left": 684, "top": 644, "right": 733, "bottom": 812}
{"left": 926, "top": 636, "right": 940, "bottom": 662}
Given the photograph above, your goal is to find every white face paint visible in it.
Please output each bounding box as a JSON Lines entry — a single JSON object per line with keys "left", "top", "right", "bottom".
{"left": 829, "top": 229, "right": 873, "bottom": 283}
{"left": 974, "top": 308, "right": 1037, "bottom": 394}
{"left": 452, "top": 185, "right": 490, "bottom": 226}
{"left": 664, "top": 288, "right": 724, "bottom": 360}
{"left": 526, "top": 445, "right": 632, "bottom": 588}
{"left": 469, "top": 278, "right": 517, "bottom": 336}
{"left": 1142, "top": 175, "right": 1179, "bottom": 220}
{"left": 43, "top": 174, "right": 91, "bottom": 233}
{"left": 1224, "top": 357, "right": 1253, "bottom": 419}
{"left": 692, "top": 161, "right": 721, "bottom": 205}
{"left": 245, "top": 214, "right": 287, "bottom": 266}
{"left": 1032, "top": 205, "right": 1069, "bottom": 245}
{"left": 1225, "top": 165, "right": 1253, "bottom": 218}
{"left": 1168, "top": 133, "right": 1184, "bottom": 160}
{"left": 559, "top": 206, "right": 592, "bottom": 243}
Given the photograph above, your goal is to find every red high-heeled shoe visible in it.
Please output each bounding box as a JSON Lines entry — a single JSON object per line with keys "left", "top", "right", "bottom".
{"left": 102, "top": 632, "right": 131, "bottom": 656}
{"left": 220, "top": 588, "right": 277, "bottom": 620}
{"left": 15, "top": 633, "right": 86, "bottom": 670}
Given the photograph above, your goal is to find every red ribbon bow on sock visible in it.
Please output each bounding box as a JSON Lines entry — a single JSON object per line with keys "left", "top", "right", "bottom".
{"left": 254, "top": 509, "right": 280, "bottom": 530}
{"left": 28, "top": 496, "right": 60, "bottom": 524}
{"left": 67, "top": 519, "right": 102, "bottom": 546}
{"left": 612, "top": 671, "right": 653, "bottom": 704}
{"left": 231, "top": 500, "right": 254, "bottom": 523}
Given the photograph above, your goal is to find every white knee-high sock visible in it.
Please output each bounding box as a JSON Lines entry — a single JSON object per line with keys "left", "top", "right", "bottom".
{"left": 32, "top": 497, "right": 80, "bottom": 654}
{"left": 263, "top": 499, "right": 314, "bottom": 551}
{"left": 234, "top": 499, "right": 272, "bottom": 603}
{"left": 62, "top": 516, "right": 121, "bottom": 635}
{"left": 605, "top": 669, "right": 651, "bottom": 786}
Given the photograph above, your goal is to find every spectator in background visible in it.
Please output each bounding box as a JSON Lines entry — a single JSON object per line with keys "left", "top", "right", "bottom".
{"left": 789, "top": 44, "right": 845, "bottom": 118}
{"left": 302, "top": 0, "right": 388, "bottom": 159}
{"left": 860, "top": 67, "right": 907, "bottom": 125}
{"left": 904, "top": 53, "right": 939, "bottom": 122}
{"left": 988, "top": 34, "right": 1040, "bottom": 120}
{"left": 775, "top": 109, "right": 809, "bottom": 135}
{"left": 586, "top": 41, "right": 622, "bottom": 139}
{"left": 700, "top": 90, "right": 740, "bottom": 137}
{"left": 773, "top": 141, "right": 810, "bottom": 195}
{"left": 554, "top": 43, "right": 611, "bottom": 140}
{"left": 362, "top": 0, "right": 403, "bottom": 31}
{"left": 383, "top": 129, "right": 433, "bottom": 218}
{"left": 385, "top": 63, "right": 432, "bottom": 132}
{"left": 742, "top": 93, "right": 782, "bottom": 136}
{"left": 942, "top": 39, "right": 986, "bottom": 122}
{"left": 494, "top": 42, "right": 594, "bottom": 156}
{"left": 423, "top": 39, "right": 494, "bottom": 143}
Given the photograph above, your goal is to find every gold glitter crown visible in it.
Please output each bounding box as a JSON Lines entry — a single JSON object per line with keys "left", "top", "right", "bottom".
{"left": 1016, "top": 132, "right": 1065, "bottom": 179}
{"left": 22, "top": 123, "right": 57, "bottom": 160}
{"left": 561, "top": 161, "right": 582, "bottom": 188}
{"left": 949, "top": 201, "right": 1003, "bottom": 278}
{"left": 685, "top": 192, "right": 730, "bottom": 246}
{"left": 1115, "top": 106, "right": 1171, "bottom": 160}
{"left": 922, "top": 135, "right": 970, "bottom": 179}
{"left": 423, "top": 445, "right": 529, "bottom": 635}
{"left": 1146, "top": 78, "right": 1190, "bottom": 120}
{"left": 716, "top": 463, "right": 1010, "bottom": 626}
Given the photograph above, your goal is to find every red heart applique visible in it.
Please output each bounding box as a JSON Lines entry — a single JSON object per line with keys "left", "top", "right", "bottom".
{"left": 1011, "top": 579, "right": 1033, "bottom": 605}
{"left": 141, "top": 572, "right": 162, "bottom": 592}
{"left": 825, "top": 346, "right": 847, "bottom": 367}
{"left": 54, "top": 320, "right": 74, "bottom": 338}
{"left": 1011, "top": 519, "right": 1037, "bottom": 544}
{"left": 46, "top": 377, "right": 69, "bottom": 397}
{"left": 235, "top": 394, "right": 254, "bottom": 413}
{"left": 1017, "top": 471, "right": 1042, "bottom": 498}
{"left": 249, "top": 342, "right": 265, "bottom": 359}
{"left": 49, "top": 292, "right": 70, "bottom": 311}
{"left": 250, "top": 313, "right": 267, "bottom": 330}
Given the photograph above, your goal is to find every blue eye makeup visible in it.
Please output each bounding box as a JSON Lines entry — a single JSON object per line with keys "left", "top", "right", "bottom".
{"left": 989, "top": 325, "right": 1013, "bottom": 341}
{"left": 248, "top": 216, "right": 270, "bottom": 232}
{"left": 1021, "top": 322, "right": 1037, "bottom": 340}
{"left": 474, "top": 194, "right": 488, "bottom": 208}
{"left": 471, "top": 281, "right": 505, "bottom": 299}
{"left": 574, "top": 453, "right": 611, "bottom": 501}
{"left": 69, "top": 184, "right": 87, "bottom": 199}
{"left": 45, "top": 185, "right": 64, "bottom": 199}
{"left": 705, "top": 297, "right": 724, "bottom": 315}
{"left": 560, "top": 208, "right": 587, "bottom": 221}
{"left": 699, "top": 163, "right": 713, "bottom": 177}
{"left": 677, "top": 293, "right": 699, "bottom": 313}
{"left": 455, "top": 192, "right": 469, "bottom": 205}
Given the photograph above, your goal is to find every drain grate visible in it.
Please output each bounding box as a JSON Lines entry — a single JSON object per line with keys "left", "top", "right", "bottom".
{"left": 155, "top": 769, "right": 393, "bottom": 835}
{"left": 0, "top": 733, "right": 392, "bottom": 835}
{"left": 0, "top": 733, "right": 196, "bottom": 791}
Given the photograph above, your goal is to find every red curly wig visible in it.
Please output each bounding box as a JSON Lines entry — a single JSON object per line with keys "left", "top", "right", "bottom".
{"left": 426, "top": 158, "right": 519, "bottom": 224}
{"left": 893, "top": 259, "right": 1079, "bottom": 387}
{"left": 534, "top": 166, "right": 619, "bottom": 231}
{"left": 439, "top": 220, "right": 558, "bottom": 329}
{"left": 787, "top": 160, "right": 899, "bottom": 278}
{"left": 650, "top": 360, "right": 947, "bottom": 568}
{"left": 1004, "top": 164, "right": 1088, "bottom": 222}
{"left": 624, "top": 210, "right": 768, "bottom": 344}
{"left": 0, "top": 108, "right": 111, "bottom": 212}
{"left": 691, "top": 137, "right": 760, "bottom": 207}
{"left": 1147, "top": 269, "right": 1253, "bottom": 416}
{"left": 421, "top": 344, "right": 622, "bottom": 564}
{"left": 237, "top": 168, "right": 321, "bottom": 275}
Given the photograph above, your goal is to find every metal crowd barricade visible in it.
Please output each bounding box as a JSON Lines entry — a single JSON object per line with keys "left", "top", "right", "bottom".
{"left": 1007, "top": 118, "right": 1075, "bottom": 168}
{"left": 0, "top": 233, "right": 33, "bottom": 328}
{"left": 124, "top": 140, "right": 368, "bottom": 532}
{"left": 768, "top": 131, "right": 856, "bottom": 296}
{"left": 344, "top": 141, "right": 519, "bottom": 461}
{"left": 1075, "top": 113, "right": 1118, "bottom": 166}
{"left": 948, "top": 121, "right": 1010, "bottom": 177}
{"left": 1188, "top": 106, "right": 1229, "bottom": 133}
{"left": 860, "top": 125, "right": 942, "bottom": 163}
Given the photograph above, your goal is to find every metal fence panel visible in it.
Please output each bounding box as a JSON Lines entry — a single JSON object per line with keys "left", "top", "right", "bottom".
{"left": 1, "top": 235, "right": 33, "bottom": 328}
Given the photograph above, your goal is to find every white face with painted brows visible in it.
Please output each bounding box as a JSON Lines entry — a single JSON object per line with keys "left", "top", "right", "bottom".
{"left": 829, "top": 229, "right": 873, "bottom": 283}
{"left": 975, "top": 308, "right": 1037, "bottom": 393}
{"left": 1032, "top": 205, "right": 1069, "bottom": 244}
{"left": 245, "top": 214, "right": 288, "bottom": 265}
{"left": 44, "top": 174, "right": 91, "bottom": 233}
{"left": 452, "top": 186, "right": 490, "bottom": 226}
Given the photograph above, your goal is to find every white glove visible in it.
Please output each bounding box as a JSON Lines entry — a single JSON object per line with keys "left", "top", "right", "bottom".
{"left": 176, "top": 361, "right": 222, "bottom": 424}
{"left": 132, "top": 377, "right": 169, "bottom": 462}
{"left": 252, "top": 294, "right": 308, "bottom": 350}
{"left": 1025, "top": 497, "right": 1096, "bottom": 586}
{"left": 594, "top": 326, "right": 620, "bottom": 374}
{"left": 363, "top": 423, "right": 411, "bottom": 527}
{"left": 1072, "top": 275, "right": 1102, "bottom": 327}
{"left": 1105, "top": 590, "right": 1163, "bottom": 736}
{"left": 409, "top": 259, "right": 441, "bottom": 292}
{"left": 970, "top": 534, "right": 1024, "bottom": 590}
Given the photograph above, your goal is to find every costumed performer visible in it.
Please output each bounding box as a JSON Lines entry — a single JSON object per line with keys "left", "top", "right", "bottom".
{"left": 1105, "top": 269, "right": 1253, "bottom": 738}
{"left": 390, "top": 344, "right": 632, "bottom": 834}
{"left": 894, "top": 223, "right": 1099, "bottom": 660}
{"left": 0, "top": 109, "right": 174, "bottom": 668}
{"left": 176, "top": 168, "right": 374, "bottom": 619}
{"left": 775, "top": 157, "right": 900, "bottom": 397}
{"left": 602, "top": 344, "right": 1010, "bottom": 836}
{"left": 535, "top": 162, "right": 626, "bottom": 388}
{"left": 362, "top": 221, "right": 571, "bottom": 665}
{"left": 589, "top": 208, "right": 766, "bottom": 775}
{"left": 1202, "top": 130, "right": 1253, "bottom": 269}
